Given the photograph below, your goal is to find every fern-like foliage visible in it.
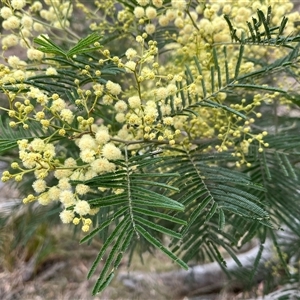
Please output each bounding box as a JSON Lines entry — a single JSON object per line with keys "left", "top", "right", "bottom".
{"left": 159, "top": 150, "right": 271, "bottom": 266}
{"left": 0, "top": 117, "right": 49, "bottom": 155}
{"left": 75, "top": 149, "right": 188, "bottom": 294}
{"left": 163, "top": 7, "right": 300, "bottom": 124}
{"left": 2, "top": 33, "right": 124, "bottom": 96}
{"left": 224, "top": 6, "right": 300, "bottom": 48}
{"left": 1, "top": 4, "right": 300, "bottom": 297}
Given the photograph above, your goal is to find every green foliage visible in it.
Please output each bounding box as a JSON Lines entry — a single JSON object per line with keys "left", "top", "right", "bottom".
{"left": 0, "top": 116, "right": 46, "bottom": 154}
{"left": 1, "top": 2, "right": 300, "bottom": 297}
{"left": 34, "top": 32, "right": 103, "bottom": 58}
{"left": 224, "top": 6, "right": 300, "bottom": 47}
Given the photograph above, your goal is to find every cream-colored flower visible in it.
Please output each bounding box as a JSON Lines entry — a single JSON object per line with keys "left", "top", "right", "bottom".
{"left": 11, "top": 0, "right": 27, "bottom": 10}
{"left": 54, "top": 168, "right": 73, "bottom": 180}
{"left": 158, "top": 15, "right": 169, "bottom": 26}
{"left": 82, "top": 225, "right": 90, "bottom": 232}
{"left": 80, "top": 149, "right": 96, "bottom": 163}
{"left": 37, "top": 193, "right": 51, "bottom": 205}
{"left": 60, "top": 210, "right": 75, "bottom": 223}
{"left": 125, "top": 61, "right": 136, "bottom": 73}
{"left": 74, "top": 200, "right": 90, "bottom": 216}
{"left": 46, "top": 67, "right": 58, "bottom": 76}
{"left": 30, "top": 138, "right": 45, "bottom": 152}
{"left": 60, "top": 108, "right": 74, "bottom": 124}
{"left": 33, "top": 179, "right": 47, "bottom": 193}
{"left": 153, "top": 0, "right": 163, "bottom": 8}
{"left": 7, "top": 56, "right": 27, "bottom": 69}
{"left": 137, "top": 0, "right": 149, "bottom": 5}
{"left": 125, "top": 48, "right": 137, "bottom": 60}
{"left": 91, "top": 158, "right": 115, "bottom": 174}
{"left": 75, "top": 184, "right": 90, "bottom": 195}
{"left": 58, "top": 178, "right": 72, "bottom": 190}
{"left": 171, "top": 0, "right": 187, "bottom": 10}
{"left": 78, "top": 135, "right": 97, "bottom": 151}
{"left": 93, "top": 83, "right": 104, "bottom": 96}
{"left": 115, "top": 112, "right": 125, "bottom": 123}
{"left": 50, "top": 98, "right": 66, "bottom": 112}
{"left": 145, "top": 24, "right": 156, "bottom": 35}
{"left": 33, "top": 22, "right": 45, "bottom": 32}
{"left": 2, "top": 34, "right": 19, "bottom": 48}
{"left": 95, "top": 127, "right": 110, "bottom": 145}
{"left": 114, "top": 100, "right": 128, "bottom": 112}
{"left": 48, "top": 186, "right": 60, "bottom": 201}
{"left": 102, "top": 143, "right": 123, "bottom": 160}
{"left": 134, "top": 6, "right": 145, "bottom": 18}
{"left": 106, "top": 80, "right": 122, "bottom": 95}
{"left": 27, "top": 49, "right": 44, "bottom": 61}
{"left": 21, "top": 15, "right": 33, "bottom": 28}
{"left": 60, "top": 190, "right": 75, "bottom": 207}
{"left": 128, "top": 96, "right": 141, "bottom": 109}
{"left": 0, "top": 7, "right": 13, "bottom": 19}
{"left": 3, "top": 16, "right": 21, "bottom": 30}
{"left": 155, "top": 87, "right": 168, "bottom": 100}
{"left": 145, "top": 7, "right": 157, "bottom": 19}
{"left": 163, "top": 117, "right": 174, "bottom": 126}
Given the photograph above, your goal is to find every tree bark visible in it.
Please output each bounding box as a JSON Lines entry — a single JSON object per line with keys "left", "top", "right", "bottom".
{"left": 118, "top": 239, "right": 276, "bottom": 299}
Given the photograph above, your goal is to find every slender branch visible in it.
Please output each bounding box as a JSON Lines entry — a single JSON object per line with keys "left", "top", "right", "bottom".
{"left": 124, "top": 145, "right": 139, "bottom": 239}
{"left": 274, "top": 99, "right": 279, "bottom": 134}
{"left": 185, "top": 1, "right": 200, "bottom": 32}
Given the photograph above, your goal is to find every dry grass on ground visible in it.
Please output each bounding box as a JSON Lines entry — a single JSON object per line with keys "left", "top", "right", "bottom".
{"left": 0, "top": 212, "right": 183, "bottom": 300}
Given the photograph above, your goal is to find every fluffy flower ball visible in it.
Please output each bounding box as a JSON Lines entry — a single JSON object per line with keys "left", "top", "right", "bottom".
{"left": 125, "top": 61, "right": 136, "bottom": 73}
{"left": 21, "top": 15, "right": 33, "bottom": 28}
{"left": 115, "top": 112, "right": 125, "bottom": 123}
{"left": 60, "top": 108, "right": 74, "bottom": 124}
{"left": 102, "top": 143, "right": 123, "bottom": 160}
{"left": 137, "top": 0, "right": 149, "bottom": 5}
{"left": 145, "top": 7, "right": 157, "bottom": 19}
{"left": 75, "top": 184, "right": 90, "bottom": 195}
{"left": 30, "top": 138, "right": 46, "bottom": 152}
{"left": 106, "top": 80, "right": 122, "bottom": 95}
{"left": 46, "top": 67, "right": 58, "bottom": 75}
{"left": 145, "top": 24, "right": 156, "bottom": 35}
{"left": 134, "top": 7, "right": 145, "bottom": 18}
{"left": 38, "top": 193, "right": 51, "bottom": 205}
{"left": 48, "top": 186, "right": 60, "bottom": 201}
{"left": 3, "top": 16, "right": 21, "bottom": 30}
{"left": 125, "top": 48, "right": 137, "bottom": 60}
{"left": 128, "top": 96, "right": 141, "bottom": 108}
{"left": 156, "top": 87, "right": 168, "bottom": 100}
{"left": 2, "top": 34, "right": 19, "bottom": 48}
{"left": 50, "top": 98, "right": 66, "bottom": 112}
{"left": 11, "top": 0, "right": 27, "bottom": 10}
{"left": 27, "top": 49, "right": 44, "bottom": 61}
{"left": 74, "top": 200, "right": 90, "bottom": 216}
{"left": 58, "top": 178, "right": 71, "bottom": 190}
{"left": 78, "top": 134, "right": 97, "bottom": 151}
{"left": 153, "top": 0, "right": 163, "bottom": 8}
{"left": 0, "top": 7, "right": 13, "bottom": 19}
{"left": 163, "top": 117, "right": 174, "bottom": 126}
{"left": 80, "top": 149, "right": 96, "bottom": 163}
{"left": 95, "top": 127, "right": 110, "bottom": 145}
{"left": 7, "top": 56, "right": 26, "bottom": 69}
{"left": 32, "top": 179, "right": 47, "bottom": 193}
{"left": 60, "top": 191, "right": 75, "bottom": 209}
{"left": 114, "top": 100, "right": 128, "bottom": 112}
{"left": 171, "top": 0, "right": 187, "bottom": 10}
{"left": 90, "top": 158, "right": 114, "bottom": 174}
{"left": 159, "top": 15, "right": 169, "bottom": 26}
{"left": 60, "top": 210, "right": 75, "bottom": 224}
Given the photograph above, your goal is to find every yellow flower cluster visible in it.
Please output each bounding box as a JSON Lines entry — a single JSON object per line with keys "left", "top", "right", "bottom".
{"left": 0, "top": 127, "right": 122, "bottom": 231}
{"left": 0, "top": 0, "right": 299, "bottom": 230}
